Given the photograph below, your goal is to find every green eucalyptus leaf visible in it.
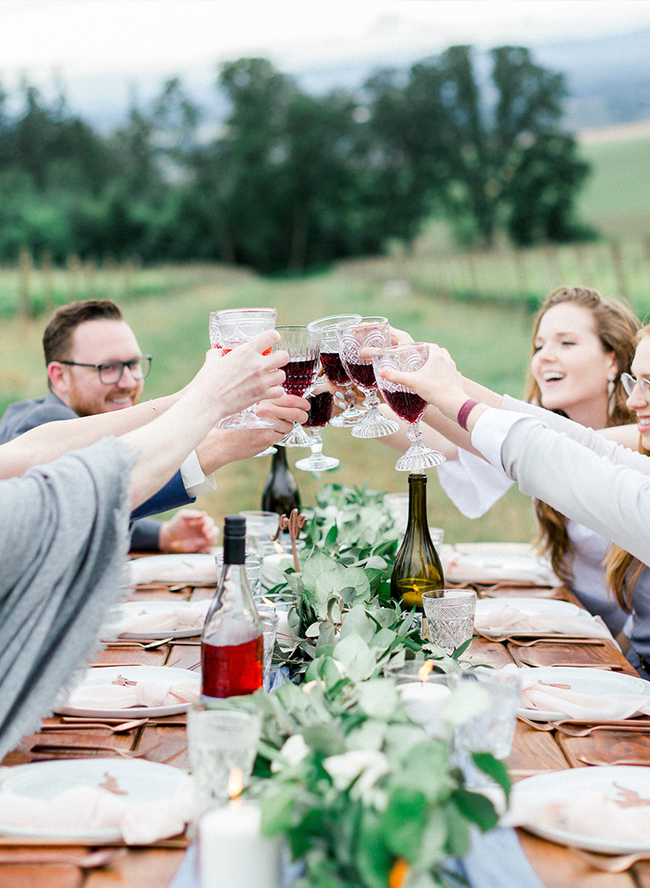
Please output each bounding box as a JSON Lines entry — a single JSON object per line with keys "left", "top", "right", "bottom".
{"left": 356, "top": 807, "right": 393, "bottom": 888}
{"left": 415, "top": 806, "right": 448, "bottom": 871}
{"left": 382, "top": 786, "right": 427, "bottom": 861}
{"left": 340, "top": 605, "right": 375, "bottom": 643}
{"left": 302, "top": 723, "right": 346, "bottom": 756}
{"left": 260, "top": 782, "right": 297, "bottom": 835}
{"left": 453, "top": 787, "right": 499, "bottom": 832}
{"left": 471, "top": 753, "right": 511, "bottom": 799}
{"left": 333, "top": 633, "right": 376, "bottom": 682}
{"left": 345, "top": 719, "right": 387, "bottom": 752}
{"left": 358, "top": 679, "right": 400, "bottom": 720}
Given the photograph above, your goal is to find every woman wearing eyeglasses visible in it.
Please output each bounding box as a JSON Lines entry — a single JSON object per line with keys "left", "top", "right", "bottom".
{"left": 374, "top": 324, "right": 650, "bottom": 679}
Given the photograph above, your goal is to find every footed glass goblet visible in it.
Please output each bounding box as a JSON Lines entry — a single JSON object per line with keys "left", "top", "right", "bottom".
{"left": 295, "top": 388, "right": 340, "bottom": 472}
{"left": 307, "top": 314, "right": 364, "bottom": 427}
{"left": 372, "top": 343, "right": 446, "bottom": 471}
{"left": 336, "top": 317, "right": 400, "bottom": 439}
{"left": 210, "top": 308, "right": 277, "bottom": 430}
{"left": 275, "top": 326, "right": 321, "bottom": 448}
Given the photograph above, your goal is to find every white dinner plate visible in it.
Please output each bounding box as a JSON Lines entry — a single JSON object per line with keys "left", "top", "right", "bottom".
{"left": 55, "top": 666, "right": 200, "bottom": 718}
{"left": 475, "top": 596, "right": 585, "bottom": 637}
{"left": 0, "top": 758, "right": 193, "bottom": 842}
{"left": 102, "top": 600, "right": 207, "bottom": 640}
{"left": 509, "top": 767, "right": 650, "bottom": 854}
{"left": 517, "top": 666, "right": 650, "bottom": 721}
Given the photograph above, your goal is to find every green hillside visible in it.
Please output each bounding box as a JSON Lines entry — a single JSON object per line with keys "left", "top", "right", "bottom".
{"left": 576, "top": 133, "right": 650, "bottom": 238}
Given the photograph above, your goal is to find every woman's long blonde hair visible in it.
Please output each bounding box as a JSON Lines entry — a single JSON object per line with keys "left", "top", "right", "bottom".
{"left": 605, "top": 324, "right": 650, "bottom": 611}
{"left": 524, "top": 286, "right": 640, "bottom": 586}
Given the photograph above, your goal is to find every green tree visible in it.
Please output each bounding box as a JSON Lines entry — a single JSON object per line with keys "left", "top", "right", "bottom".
{"left": 364, "top": 45, "right": 591, "bottom": 248}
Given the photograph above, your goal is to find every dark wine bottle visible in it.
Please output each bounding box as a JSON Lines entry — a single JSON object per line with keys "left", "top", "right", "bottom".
{"left": 261, "top": 446, "right": 301, "bottom": 518}
{"left": 390, "top": 473, "right": 445, "bottom": 610}
{"left": 201, "top": 516, "right": 263, "bottom": 702}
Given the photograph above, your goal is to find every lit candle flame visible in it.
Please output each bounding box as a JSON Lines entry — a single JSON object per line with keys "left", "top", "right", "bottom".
{"left": 273, "top": 540, "right": 284, "bottom": 555}
{"left": 228, "top": 767, "right": 244, "bottom": 800}
{"left": 418, "top": 662, "right": 433, "bottom": 683}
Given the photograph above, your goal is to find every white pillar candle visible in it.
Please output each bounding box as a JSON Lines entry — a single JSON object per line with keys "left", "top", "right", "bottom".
{"left": 198, "top": 800, "right": 281, "bottom": 888}
{"left": 398, "top": 682, "right": 451, "bottom": 739}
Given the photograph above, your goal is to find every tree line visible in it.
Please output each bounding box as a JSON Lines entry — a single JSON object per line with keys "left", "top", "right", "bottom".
{"left": 0, "top": 46, "right": 594, "bottom": 274}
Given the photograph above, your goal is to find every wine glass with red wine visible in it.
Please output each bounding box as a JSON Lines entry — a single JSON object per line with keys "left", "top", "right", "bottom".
{"left": 307, "top": 314, "right": 364, "bottom": 427}
{"left": 295, "top": 386, "right": 340, "bottom": 472}
{"left": 336, "top": 317, "right": 400, "bottom": 439}
{"left": 211, "top": 308, "right": 277, "bottom": 430}
{"left": 274, "top": 325, "right": 321, "bottom": 447}
{"left": 371, "top": 342, "right": 446, "bottom": 470}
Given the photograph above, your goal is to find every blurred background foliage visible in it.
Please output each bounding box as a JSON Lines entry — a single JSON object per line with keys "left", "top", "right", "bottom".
{"left": 0, "top": 45, "right": 594, "bottom": 274}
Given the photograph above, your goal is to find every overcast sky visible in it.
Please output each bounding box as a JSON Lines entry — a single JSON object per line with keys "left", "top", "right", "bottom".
{"left": 1, "top": 0, "right": 649, "bottom": 85}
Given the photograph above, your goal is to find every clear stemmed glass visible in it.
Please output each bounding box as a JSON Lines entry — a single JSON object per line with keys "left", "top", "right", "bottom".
{"left": 335, "top": 316, "right": 400, "bottom": 439}
{"left": 274, "top": 326, "right": 321, "bottom": 447}
{"left": 209, "top": 308, "right": 277, "bottom": 431}
{"left": 371, "top": 342, "right": 446, "bottom": 470}
{"left": 307, "top": 314, "right": 364, "bottom": 427}
{"left": 237, "top": 510, "right": 280, "bottom": 555}
{"left": 295, "top": 387, "right": 340, "bottom": 472}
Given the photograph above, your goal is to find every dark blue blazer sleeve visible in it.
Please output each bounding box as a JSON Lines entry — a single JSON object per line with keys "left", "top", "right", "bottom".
{"left": 130, "top": 470, "right": 196, "bottom": 520}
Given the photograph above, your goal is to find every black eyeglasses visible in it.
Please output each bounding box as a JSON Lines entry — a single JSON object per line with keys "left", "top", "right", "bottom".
{"left": 58, "top": 356, "right": 152, "bottom": 385}
{"left": 621, "top": 372, "right": 650, "bottom": 399}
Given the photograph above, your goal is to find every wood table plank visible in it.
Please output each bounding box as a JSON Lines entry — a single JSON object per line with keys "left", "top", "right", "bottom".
{"left": 557, "top": 730, "right": 650, "bottom": 768}
{"left": 508, "top": 641, "right": 634, "bottom": 671}
{"left": 0, "top": 864, "right": 84, "bottom": 888}
{"left": 508, "top": 722, "right": 571, "bottom": 779}
{"left": 464, "top": 637, "right": 514, "bottom": 668}
{"left": 83, "top": 848, "right": 185, "bottom": 888}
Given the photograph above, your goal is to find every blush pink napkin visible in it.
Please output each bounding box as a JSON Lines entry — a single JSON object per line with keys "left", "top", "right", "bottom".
{"left": 0, "top": 780, "right": 197, "bottom": 844}
{"left": 520, "top": 677, "right": 650, "bottom": 720}
{"left": 474, "top": 604, "right": 611, "bottom": 639}
{"left": 65, "top": 679, "right": 200, "bottom": 710}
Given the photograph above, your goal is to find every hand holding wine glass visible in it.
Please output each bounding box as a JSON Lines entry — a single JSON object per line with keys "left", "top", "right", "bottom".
{"left": 273, "top": 326, "right": 322, "bottom": 447}
{"left": 335, "top": 316, "right": 400, "bottom": 439}
{"left": 371, "top": 343, "right": 446, "bottom": 471}
{"left": 209, "top": 308, "right": 277, "bottom": 430}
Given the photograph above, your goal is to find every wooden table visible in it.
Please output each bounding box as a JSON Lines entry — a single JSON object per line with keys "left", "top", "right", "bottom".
{"left": 1, "top": 580, "right": 649, "bottom": 888}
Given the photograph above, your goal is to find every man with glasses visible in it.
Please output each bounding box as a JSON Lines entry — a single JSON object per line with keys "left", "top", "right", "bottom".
{"left": 0, "top": 299, "right": 218, "bottom": 553}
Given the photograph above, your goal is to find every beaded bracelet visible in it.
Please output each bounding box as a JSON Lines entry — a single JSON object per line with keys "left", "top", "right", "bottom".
{"left": 457, "top": 398, "right": 480, "bottom": 431}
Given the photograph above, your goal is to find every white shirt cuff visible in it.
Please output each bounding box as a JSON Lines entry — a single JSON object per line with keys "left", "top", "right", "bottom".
{"left": 471, "top": 408, "right": 528, "bottom": 469}
{"left": 181, "top": 449, "right": 216, "bottom": 497}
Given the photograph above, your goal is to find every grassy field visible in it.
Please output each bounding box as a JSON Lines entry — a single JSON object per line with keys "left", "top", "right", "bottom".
{"left": 0, "top": 267, "right": 538, "bottom": 546}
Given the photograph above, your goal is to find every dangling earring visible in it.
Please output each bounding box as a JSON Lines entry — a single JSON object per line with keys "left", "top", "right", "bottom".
{"left": 607, "top": 373, "right": 616, "bottom": 398}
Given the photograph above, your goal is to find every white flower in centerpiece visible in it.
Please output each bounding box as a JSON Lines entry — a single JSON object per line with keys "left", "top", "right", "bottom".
{"left": 271, "top": 734, "right": 310, "bottom": 772}
{"left": 323, "top": 749, "right": 390, "bottom": 802}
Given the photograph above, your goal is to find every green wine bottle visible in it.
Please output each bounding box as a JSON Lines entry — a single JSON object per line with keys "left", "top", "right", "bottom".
{"left": 390, "top": 473, "right": 445, "bottom": 609}
{"left": 261, "top": 446, "right": 301, "bottom": 518}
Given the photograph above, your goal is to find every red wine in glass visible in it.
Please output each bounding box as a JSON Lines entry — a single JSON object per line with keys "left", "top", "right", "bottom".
{"left": 345, "top": 360, "right": 377, "bottom": 390}
{"left": 305, "top": 390, "right": 334, "bottom": 428}
{"left": 201, "top": 634, "right": 263, "bottom": 698}
{"left": 284, "top": 357, "right": 319, "bottom": 396}
{"left": 320, "top": 352, "right": 350, "bottom": 386}
{"left": 382, "top": 389, "right": 428, "bottom": 424}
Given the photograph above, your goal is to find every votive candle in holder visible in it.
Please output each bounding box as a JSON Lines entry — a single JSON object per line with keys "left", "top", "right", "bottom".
{"left": 198, "top": 799, "right": 281, "bottom": 888}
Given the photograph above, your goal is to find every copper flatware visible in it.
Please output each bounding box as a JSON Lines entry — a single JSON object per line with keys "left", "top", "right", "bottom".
{"left": 575, "top": 754, "right": 650, "bottom": 767}
{"left": 0, "top": 847, "right": 126, "bottom": 867}
{"left": 40, "top": 718, "right": 148, "bottom": 733}
{"left": 30, "top": 740, "right": 159, "bottom": 759}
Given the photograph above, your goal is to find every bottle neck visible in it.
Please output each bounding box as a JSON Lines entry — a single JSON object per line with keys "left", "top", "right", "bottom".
{"left": 222, "top": 534, "right": 246, "bottom": 565}
{"left": 272, "top": 447, "right": 289, "bottom": 469}
{"left": 407, "top": 473, "right": 430, "bottom": 535}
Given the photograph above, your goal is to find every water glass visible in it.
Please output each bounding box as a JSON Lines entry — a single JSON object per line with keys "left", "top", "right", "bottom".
{"left": 257, "top": 605, "right": 279, "bottom": 689}
{"left": 187, "top": 707, "right": 263, "bottom": 805}
{"left": 215, "top": 552, "right": 263, "bottom": 600}
{"left": 238, "top": 511, "right": 280, "bottom": 554}
{"left": 454, "top": 666, "right": 523, "bottom": 760}
{"left": 422, "top": 589, "right": 476, "bottom": 654}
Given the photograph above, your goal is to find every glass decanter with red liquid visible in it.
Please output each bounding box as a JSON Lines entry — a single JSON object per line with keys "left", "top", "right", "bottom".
{"left": 201, "top": 515, "right": 263, "bottom": 701}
